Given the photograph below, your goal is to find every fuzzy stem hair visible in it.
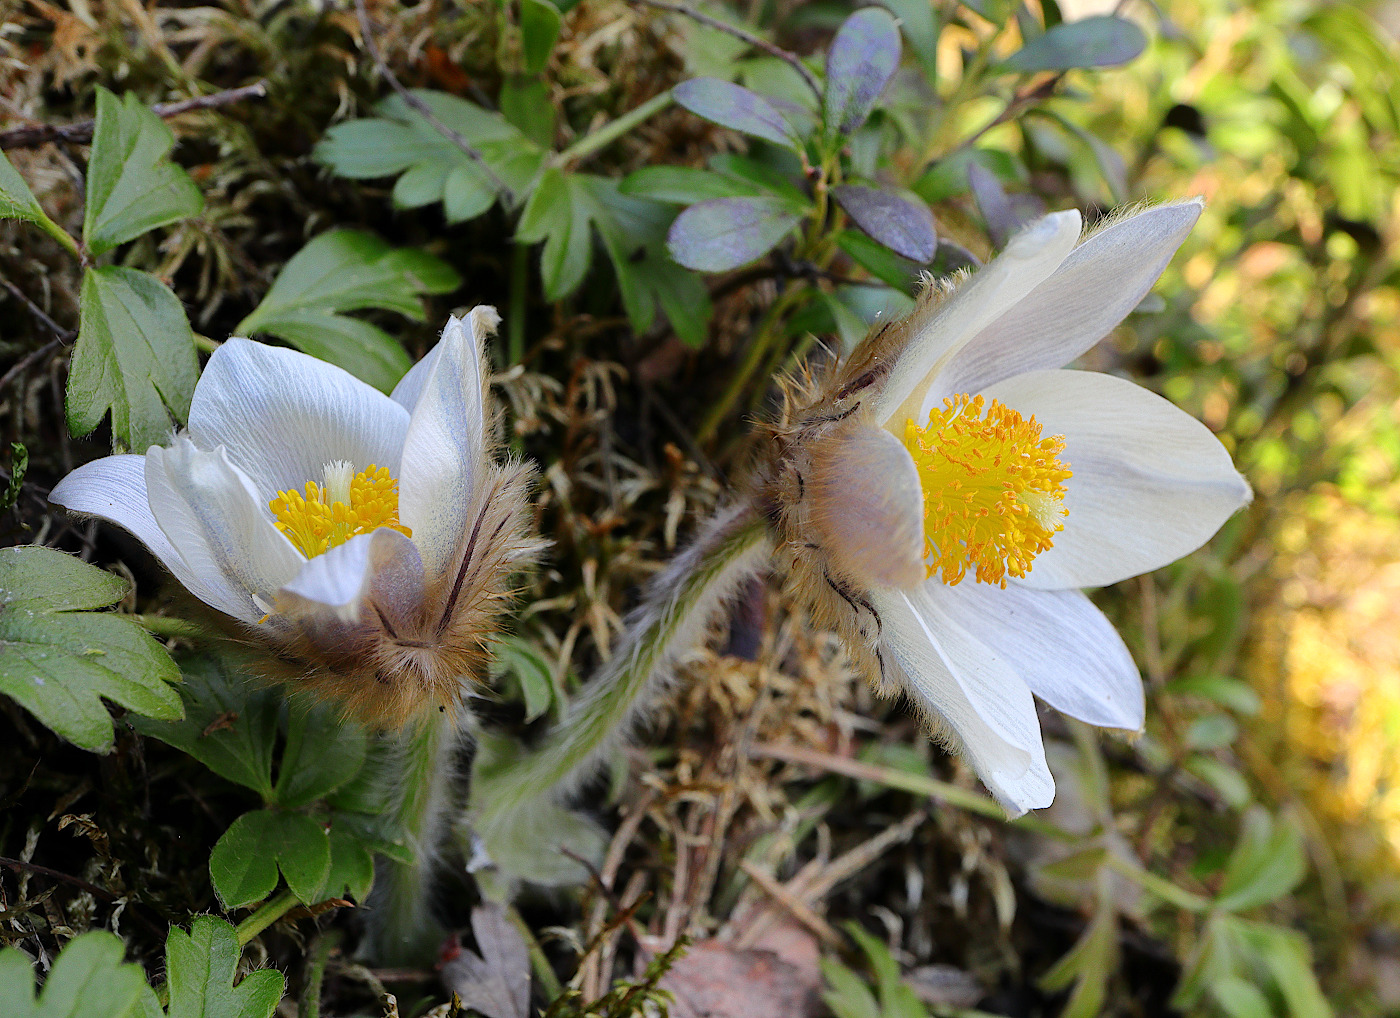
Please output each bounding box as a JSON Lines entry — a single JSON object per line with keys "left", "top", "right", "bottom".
{"left": 361, "top": 708, "right": 463, "bottom": 965}
{"left": 473, "top": 502, "right": 773, "bottom": 830}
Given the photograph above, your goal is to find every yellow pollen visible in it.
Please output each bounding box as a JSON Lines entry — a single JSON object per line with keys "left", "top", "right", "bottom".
{"left": 269, "top": 462, "right": 411, "bottom": 559}
{"left": 903, "top": 393, "right": 1071, "bottom": 588}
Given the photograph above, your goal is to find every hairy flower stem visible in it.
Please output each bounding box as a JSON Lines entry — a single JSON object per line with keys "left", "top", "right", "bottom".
{"left": 475, "top": 503, "right": 772, "bottom": 828}
{"left": 363, "top": 710, "right": 462, "bottom": 965}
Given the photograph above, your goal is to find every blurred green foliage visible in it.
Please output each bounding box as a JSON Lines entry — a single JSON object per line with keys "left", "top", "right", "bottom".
{"left": 2, "top": 0, "right": 1399, "bottom": 1014}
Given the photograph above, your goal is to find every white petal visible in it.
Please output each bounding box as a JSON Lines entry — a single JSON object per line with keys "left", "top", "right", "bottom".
{"left": 871, "top": 586, "right": 1055, "bottom": 814}
{"left": 392, "top": 307, "right": 500, "bottom": 414}
{"left": 936, "top": 200, "right": 1203, "bottom": 396}
{"left": 985, "top": 369, "right": 1251, "bottom": 590}
{"left": 50, "top": 453, "right": 245, "bottom": 617}
{"left": 188, "top": 338, "right": 410, "bottom": 498}
{"left": 807, "top": 424, "right": 925, "bottom": 589}
{"left": 397, "top": 312, "right": 491, "bottom": 577}
{"left": 145, "top": 437, "right": 304, "bottom": 623}
{"left": 927, "top": 583, "right": 1144, "bottom": 730}
{"left": 873, "top": 210, "right": 1081, "bottom": 429}
{"left": 277, "top": 527, "right": 426, "bottom": 633}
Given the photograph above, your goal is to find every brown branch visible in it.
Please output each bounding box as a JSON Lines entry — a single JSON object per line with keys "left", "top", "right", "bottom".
{"left": 352, "top": 0, "right": 510, "bottom": 198}
{"left": 0, "top": 81, "right": 270, "bottom": 151}
{"left": 633, "top": 0, "right": 822, "bottom": 100}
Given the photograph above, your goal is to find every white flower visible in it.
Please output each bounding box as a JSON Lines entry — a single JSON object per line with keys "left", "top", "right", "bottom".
{"left": 766, "top": 200, "right": 1251, "bottom": 814}
{"left": 51, "top": 308, "right": 538, "bottom": 728}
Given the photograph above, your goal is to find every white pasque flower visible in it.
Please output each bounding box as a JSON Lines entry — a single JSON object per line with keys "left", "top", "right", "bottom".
{"left": 51, "top": 308, "right": 537, "bottom": 729}
{"left": 766, "top": 200, "right": 1251, "bottom": 813}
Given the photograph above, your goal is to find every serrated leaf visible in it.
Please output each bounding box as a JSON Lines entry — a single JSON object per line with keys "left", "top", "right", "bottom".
{"left": 314, "top": 89, "right": 541, "bottom": 211}
{"left": 0, "top": 931, "right": 148, "bottom": 1018}
{"left": 520, "top": 0, "right": 562, "bottom": 74}
{"left": 166, "top": 916, "right": 283, "bottom": 1018}
{"left": 674, "top": 77, "right": 803, "bottom": 149}
{"left": 0, "top": 150, "right": 47, "bottom": 225}
{"left": 997, "top": 15, "right": 1147, "bottom": 73}
{"left": 132, "top": 654, "right": 279, "bottom": 798}
{"left": 210, "top": 809, "right": 331, "bottom": 909}
{"left": 67, "top": 266, "right": 198, "bottom": 452}
{"left": 667, "top": 195, "right": 804, "bottom": 272}
{"left": 0, "top": 546, "right": 181, "bottom": 753}
{"left": 235, "top": 230, "right": 459, "bottom": 392}
{"left": 824, "top": 7, "right": 902, "bottom": 135}
{"left": 580, "top": 176, "right": 714, "bottom": 345}
{"left": 832, "top": 184, "right": 936, "bottom": 262}
{"left": 83, "top": 88, "right": 203, "bottom": 256}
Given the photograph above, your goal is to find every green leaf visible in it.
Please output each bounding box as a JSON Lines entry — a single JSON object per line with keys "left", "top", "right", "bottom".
{"left": 620, "top": 165, "right": 769, "bottom": 204}
{"left": 1215, "top": 809, "right": 1306, "bottom": 912}
{"left": 517, "top": 168, "right": 593, "bottom": 301}
{"left": 443, "top": 163, "right": 497, "bottom": 223}
{"left": 83, "top": 88, "right": 203, "bottom": 257}
{"left": 520, "top": 0, "right": 562, "bottom": 74}
{"left": 467, "top": 732, "right": 608, "bottom": 888}
{"left": 836, "top": 229, "right": 920, "bottom": 290}
{"left": 878, "top": 0, "right": 940, "bottom": 81}
{"left": 67, "top": 266, "right": 198, "bottom": 452}
{"left": 996, "top": 15, "right": 1147, "bottom": 74}
{"left": 235, "top": 230, "right": 459, "bottom": 392}
{"left": 500, "top": 77, "right": 556, "bottom": 149}
{"left": 210, "top": 809, "right": 331, "bottom": 909}
{"left": 132, "top": 654, "right": 280, "bottom": 799}
{"left": 165, "top": 916, "right": 283, "bottom": 1018}
{"left": 0, "top": 546, "right": 182, "bottom": 753}
{"left": 492, "top": 634, "right": 556, "bottom": 722}
{"left": 314, "top": 90, "right": 542, "bottom": 212}
{"left": 1211, "top": 977, "right": 1273, "bottom": 1018}
{"left": 273, "top": 704, "right": 367, "bottom": 808}
{"left": 820, "top": 959, "right": 880, "bottom": 1018}
{"left": 0, "top": 931, "right": 148, "bottom": 1018}
{"left": 323, "top": 824, "right": 376, "bottom": 903}
{"left": 0, "top": 150, "right": 47, "bottom": 225}
{"left": 1038, "top": 910, "right": 1116, "bottom": 1018}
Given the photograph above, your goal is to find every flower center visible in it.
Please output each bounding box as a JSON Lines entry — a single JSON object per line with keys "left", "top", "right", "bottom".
{"left": 903, "top": 393, "right": 1071, "bottom": 587}
{"left": 269, "top": 460, "right": 411, "bottom": 558}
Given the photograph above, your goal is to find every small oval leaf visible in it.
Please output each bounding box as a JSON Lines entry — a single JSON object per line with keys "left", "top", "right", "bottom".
{"left": 825, "top": 7, "right": 902, "bottom": 135}
{"left": 673, "top": 78, "right": 803, "bottom": 150}
{"left": 998, "top": 15, "right": 1147, "bottom": 73}
{"left": 667, "top": 196, "right": 805, "bottom": 272}
{"left": 832, "top": 184, "right": 937, "bottom": 262}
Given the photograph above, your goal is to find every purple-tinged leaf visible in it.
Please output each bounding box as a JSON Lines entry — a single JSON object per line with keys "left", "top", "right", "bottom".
{"left": 667, "top": 196, "right": 805, "bottom": 272}
{"left": 968, "top": 161, "right": 1018, "bottom": 248}
{"left": 998, "top": 15, "right": 1147, "bottom": 73}
{"left": 825, "top": 7, "right": 902, "bottom": 135}
{"left": 832, "top": 184, "right": 936, "bottom": 263}
{"left": 673, "top": 78, "right": 803, "bottom": 150}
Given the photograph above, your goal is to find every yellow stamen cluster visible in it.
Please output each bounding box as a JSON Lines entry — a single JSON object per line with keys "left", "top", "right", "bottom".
{"left": 270, "top": 462, "right": 411, "bottom": 559}
{"left": 903, "top": 393, "right": 1070, "bottom": 587}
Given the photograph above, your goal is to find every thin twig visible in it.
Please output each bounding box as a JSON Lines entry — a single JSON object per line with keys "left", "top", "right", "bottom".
{"left": 633, "top": 0, "right": 822, "bottom": 99}
{"left": 0, "top": 277, "right": 73, "bottom": 391}
{"left": 352, "top": 0, "right": 510, "bottom": 198}
{"left": 0, "top": 81, "right": 270, "bottom": 150}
